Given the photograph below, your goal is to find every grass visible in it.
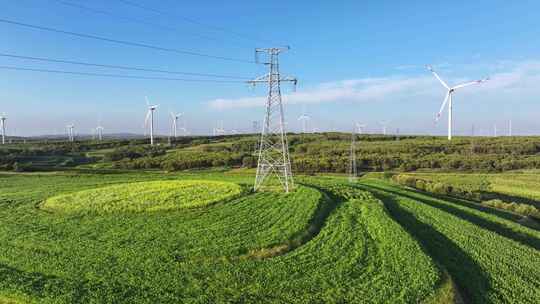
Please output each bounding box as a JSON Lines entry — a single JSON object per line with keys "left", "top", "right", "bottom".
{"left": 41, "top": 180, "right": 243, "bottom": 214}
{"left": 0, "top": 172, "right": 444, "bottom": 303}
{"left": 408, "top": 172, "right": 540, "bottom": 206}
{"left": 358, "top": 178, "right": 540, "bottom": 303}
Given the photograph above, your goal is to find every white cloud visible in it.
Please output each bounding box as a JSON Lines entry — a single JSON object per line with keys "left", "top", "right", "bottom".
{"left": 208, "top": 60, "right": 540, "bottom": 110}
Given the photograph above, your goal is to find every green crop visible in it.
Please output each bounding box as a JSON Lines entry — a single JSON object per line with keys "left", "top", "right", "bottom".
{"left": 358, "top": 178, "right": 540, "bottom": 303}
{"left": 0, "top": 172, "right": 443, "bottom": 303}
{"left": 41, "top": 180, "right": 243, "bottom": 214}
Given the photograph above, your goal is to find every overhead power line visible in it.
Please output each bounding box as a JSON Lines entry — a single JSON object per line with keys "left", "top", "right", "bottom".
{"left": 116, "top": 0, "right": 283, "bottom": 46}
{"left": 0, "top": 65, "right": 244, "bottom": 83}
{"left": 51, "top": 0, "right": 246, "bottom": 48}
{"left": 0, "top": 18, "right": 255, "bottom": 64}
{"left": 0, "top": 53, "right": 250, "bottom": 79}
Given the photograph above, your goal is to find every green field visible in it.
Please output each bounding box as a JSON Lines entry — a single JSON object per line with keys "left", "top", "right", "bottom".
{"left": 1, "top": 169, "right": 540, "bottom": 303}
{"left": 401, "top": 172, "right": 540, "bottom": 203}
{"left": 1, "top": 133, "right": 540, "bottom": 303}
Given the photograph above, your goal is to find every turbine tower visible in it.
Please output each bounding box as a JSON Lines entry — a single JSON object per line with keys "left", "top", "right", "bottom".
{"left": 170, "top": 112, "right": 183, "bottom": 138}
{"left": 379, "top": 121, "right": 389, "bottom": 135}
{"left": 297, "top": 105, "right": 311, "bottom": 133}
{"left": 144, "top": 97, "right": 159, "bottom": 146}
{"left": 348, "top": 125, "right": 357, "bottom": 182}
{"left": 66, "top": 124, "right": 75, "bottom": 142}
{"left": 428, "top": 65, "right": 489, "bottom": 140}
{"left": 356, "top": 123, "right": 367, "bottom": 134}
{"left": 252, "top": 121, "right": 260, "bottom": 134}
{"left": 96, "top": 126, "right": 104, "bottom": 141}
{"left": 508, "top": 120, "right": 512, "bottom": 137}
{"left": 213, "top": 121, "right": 225, "bottom": 136}
{"left": 248, "top": 47, "right": 297, "bottom": 193}
{"left": 0, "top": 113, "right": 6, "bottom": 145}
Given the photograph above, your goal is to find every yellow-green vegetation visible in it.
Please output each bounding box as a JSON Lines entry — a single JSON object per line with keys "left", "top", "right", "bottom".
{"left": 358, "top": 178, "right": 540, "bottom": 303}
{"left": 392, "top": 173, "right": 540, "bottom": 219}
{"left": 41, "top": 180, "right": 242, "bottom": 214}
{"left": 399, "top": 172, "right": 540, "bottom": 202}
{"left": 0, "top": 172, "right": 445, "bottom": 303}
{"left": 2, "top": 171, "right": 540, "bottom": 303}
{"left": 0, "top": 292, "right": 35, "bottom": 304}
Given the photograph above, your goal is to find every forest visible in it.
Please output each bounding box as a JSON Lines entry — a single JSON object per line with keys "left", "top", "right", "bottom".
{"left": 1, "top": 133, "right": 539, "bottom": 173}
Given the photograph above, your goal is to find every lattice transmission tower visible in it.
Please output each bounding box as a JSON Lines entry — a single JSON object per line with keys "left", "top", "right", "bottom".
{"left": 348, "top": 126, "right": 357, "bottom": 182}
{"left": 248, "top": 47, "right": 297, "bottom": 192}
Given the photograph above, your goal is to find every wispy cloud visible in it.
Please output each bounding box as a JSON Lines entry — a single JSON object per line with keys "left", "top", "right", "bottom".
{"left": 208, "top": 60, "right": 540, "bottom": 110}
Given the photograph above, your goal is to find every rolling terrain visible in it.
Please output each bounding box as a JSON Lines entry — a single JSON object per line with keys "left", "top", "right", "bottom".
{"left": 1, "top": 169, "right": 539, "bottom": 303}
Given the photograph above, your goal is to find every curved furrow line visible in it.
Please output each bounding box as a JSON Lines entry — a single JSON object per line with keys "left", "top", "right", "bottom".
{"left": 358, "top": 179, "right": 540, "bottom": 304}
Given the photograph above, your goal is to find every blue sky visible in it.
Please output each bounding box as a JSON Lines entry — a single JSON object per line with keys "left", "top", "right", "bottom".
{"left": 1, "top": 0, "right": 539, "bottom": 136}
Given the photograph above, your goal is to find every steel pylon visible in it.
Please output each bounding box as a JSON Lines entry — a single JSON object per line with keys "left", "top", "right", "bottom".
{"left": 348, "top": 127, "right": 357, "bottom": 182}
{"left": 248, "top": 47, "right": 297, "bottom": 192}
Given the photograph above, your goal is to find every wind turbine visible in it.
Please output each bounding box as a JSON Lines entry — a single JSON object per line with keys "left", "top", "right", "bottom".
{"left": 96, "top": 126, "right": 104, "bottom": 141}
{"left": 297, "top": 113, "right": 311, "bottom": 134}
{"left": 0, "top": 113, "right": 6, "bottom": 145}
{"left": 355, "top": 123, "right": 367, "bottom": 134}
{"left": 213, "top": 121, "right": 225, "bottom": 136}
{"left": 169, "top": 112, "right": 183, "bottom": 138}
{"left": 66, "top": 124, "right": 75, "bottom": 142}
{"left": 144, "top": 97, "right": 159, "bottom": 146}
{"left": 379, "top": 121, "right": 389, "bottom": 135}
{"left": 428, "top": 65, "right": 489, "bottom": 140}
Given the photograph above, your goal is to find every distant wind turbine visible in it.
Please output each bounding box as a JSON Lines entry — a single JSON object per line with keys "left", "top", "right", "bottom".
{"left": 66, "top": 124, "right": 75, "bottom": 142}
{"left": 297, "top": 104, "right": 312, "bottom": 134}
{"left": 428, "top": 65, "right": 489, "bottom": 140}
{"left": 355, "top": 123, "right": 367, "bottom": 134}
{"left": 0, "top": 113, "right": 6, "bottom": 145}
{"left": 170, "top": 112, "right": 183, "bottom": 138}
{"left": 298, "top": 114, "right": 311, "bottom": 133}
{"left": 213, "top": 121, "right": 225, "bottom": 136}
{"left": 144, "top": 97, "right": 159, "bottom": 146}
{"left": 96, "top": 126, "right": 104, "bottom": 141}
{"left": 379, "top": 121, "right": 390, "bottom": 135}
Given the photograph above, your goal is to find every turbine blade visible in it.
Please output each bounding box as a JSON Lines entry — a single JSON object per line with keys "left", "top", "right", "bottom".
{"left": 452, "top": 78, "right": 489, "bottom": 90}
{"left": 427, "top": 65, "right": 450, "bottom": 89}
{"left": 435, "top": 92, "right": 450, "bottom": 122}
{"left": 145, "top": 96, "right": 150, "bottom": 106}
{"left": 144, "top": 111, "right": 151, "bottom": 126}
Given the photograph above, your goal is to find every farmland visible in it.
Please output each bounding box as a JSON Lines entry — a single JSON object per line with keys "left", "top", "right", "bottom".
{"left": 1, "top": 136, "right": 540, "bottom": 303}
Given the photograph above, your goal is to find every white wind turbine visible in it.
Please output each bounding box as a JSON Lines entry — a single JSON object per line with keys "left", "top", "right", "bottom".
{"left": 213, "top": 121, "right": 225, "bottom": 136}
{"left": 297, "top": 105, "right": 311, "bottom": 133}
{"left": 0, "top": 113, "right": 6, "bottom": 145}
{"left": 66, "top": 124, "right": 75, "bottom": 142}
{"left": 169, "top": 112, "right": 183, "bottom": 138}
{"left": 144, "top": 97, "right": 159, "bottom": 146}
{"left": 379, "top": 121, "right": 389, "bottom": 135}
{"left": 96, "top": 126, "right": 104, "bottom": 141}
{"left": 355, "top": 123, "right": 367, "bottom": 134}
{"left": 428, "top": 65, "right": 489, "bottom": 140}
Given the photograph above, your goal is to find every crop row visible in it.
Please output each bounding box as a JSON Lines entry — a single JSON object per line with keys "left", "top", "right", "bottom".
{"left": 359, "top": 179, "right": 540, "bottom": 303}
{"left": 0, "top": 173, "right": 442, "bottom": 303}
